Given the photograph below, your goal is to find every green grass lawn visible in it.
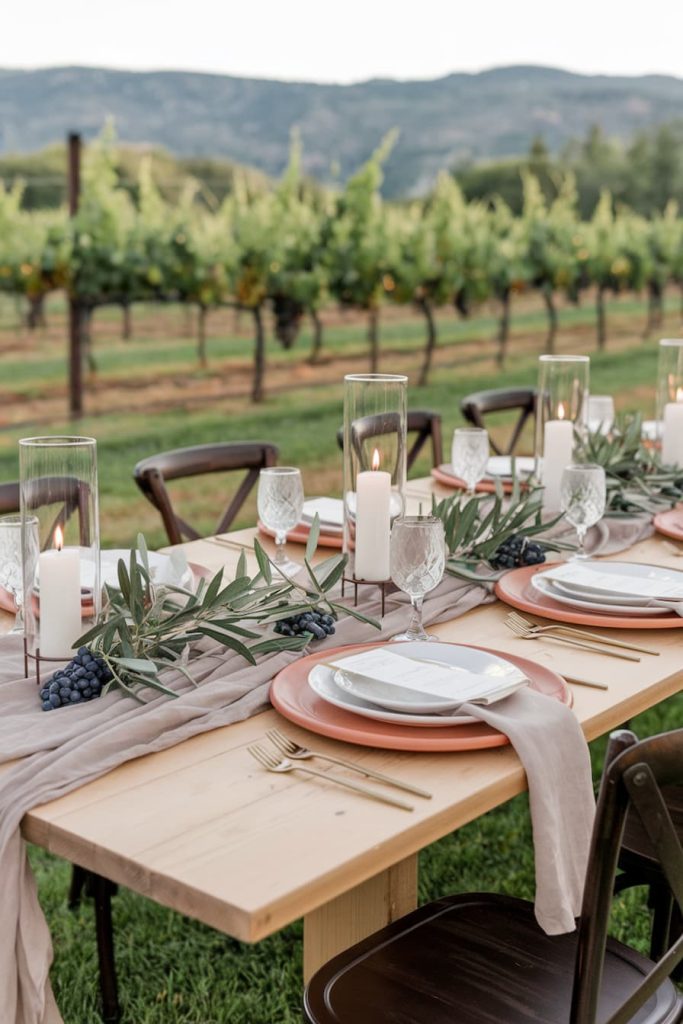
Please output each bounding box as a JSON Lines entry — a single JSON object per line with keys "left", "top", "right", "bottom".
{"left": 0, "top": 293, "right": 678, "bottom": 1021}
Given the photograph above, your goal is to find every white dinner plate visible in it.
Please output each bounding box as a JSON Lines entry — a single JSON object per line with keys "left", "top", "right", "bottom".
{"left": 530, "top": 573, "right": 672, "bottom": 617}
{"left": 539, "top": 560, "right": 683, "bottom": 601}
{"left": 486, "top": 456, "right": 535, "bottom": 480}
{"left": 308, "top": 642, "right": 526, "bottom": 727}
{"left": 548, "top": 578, "right": 667, "bottom": 608}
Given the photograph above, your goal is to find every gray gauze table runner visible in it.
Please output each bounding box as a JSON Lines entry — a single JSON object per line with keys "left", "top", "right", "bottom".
{"left": 0, "top": 576, "right": 488, "bottom": 1024}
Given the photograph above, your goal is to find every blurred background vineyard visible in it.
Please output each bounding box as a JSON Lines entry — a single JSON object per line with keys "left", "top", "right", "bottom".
{"left": 0, "top": 121, "right": 681, "bottom": 545}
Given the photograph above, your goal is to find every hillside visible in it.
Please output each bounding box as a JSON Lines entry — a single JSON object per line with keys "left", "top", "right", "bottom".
{"left": 1, "top": 64, "right": 683, "bottom": 195}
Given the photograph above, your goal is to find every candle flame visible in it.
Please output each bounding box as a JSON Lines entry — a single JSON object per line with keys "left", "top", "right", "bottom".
{"left": 371, "top": 448, "right": 381, "bottom": 471}
{"left": 557, "top": 402, "right": 566, "bottom": 421}
{"left": 676, "top": 387, "right": 683, "bottom": 402}
{"left": 54, "top": 524, "right": 64, "bottom": 551}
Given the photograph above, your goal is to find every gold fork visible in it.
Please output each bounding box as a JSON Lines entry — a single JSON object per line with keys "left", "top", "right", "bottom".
{"left": 504, "top": 614, "right": 641, "bottom": 662}
{"left": 247, "top": 743, "right": 414, "bottom": 812}
{"left": 506, "top": 611, "right": 659, "bottom": 657}
{"left": 266, "top": 727, "right": 431, "bottom": 799}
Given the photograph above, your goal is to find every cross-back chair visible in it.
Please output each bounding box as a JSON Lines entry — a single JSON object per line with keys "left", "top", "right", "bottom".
{"left": 0, "top": 476, "right": 93, "bottom": 546}
{"left": 133, "top": 441, "right": 279, "bottom": 545}
{"left": 336, "top": 410, "right": 443, "bottom": 473}
{"left": 304, "top": 728, "right": 683, "bottom": 1024}
{"left": 460, "top": 387, "right": 536, "bottom": 455}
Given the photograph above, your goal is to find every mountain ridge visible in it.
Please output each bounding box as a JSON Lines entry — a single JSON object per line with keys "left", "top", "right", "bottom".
{"left": 2, "top": 64, "right": 682, "bottom": 196}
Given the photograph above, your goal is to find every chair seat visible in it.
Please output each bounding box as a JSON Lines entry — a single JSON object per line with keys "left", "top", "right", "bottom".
{"left": 304, "top": 894, "right": 682, "bottom": 1024}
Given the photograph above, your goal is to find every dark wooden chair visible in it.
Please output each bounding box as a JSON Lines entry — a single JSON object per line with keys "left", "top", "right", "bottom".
{"left": 460, "top": 387, "right": 536, "bottom": 455}
{"left": 336, "top": 410, "right": 443, "bottom": 472}
{"left": 617, "top": 785, "right": 683, "bottom": 972}
{"left": 304, "top": 728, "right": 683, "bottom": 1024}
{"left": 0, "top": 477, "right": 93, "bottom": 545}
{"left": 133, "top": 441, "right": 279, "bottom": 545}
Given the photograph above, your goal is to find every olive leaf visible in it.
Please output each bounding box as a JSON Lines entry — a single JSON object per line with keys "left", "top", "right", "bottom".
{"left": 431, "top": 482, "right": 567, "bottom": 583}
{"left": 574, "top": 412, "right": 683, "bottom": 515}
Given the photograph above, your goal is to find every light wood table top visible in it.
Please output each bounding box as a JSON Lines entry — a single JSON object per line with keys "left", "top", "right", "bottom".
{"left": 17, "top": 480, "right": 683, "bottom": 978}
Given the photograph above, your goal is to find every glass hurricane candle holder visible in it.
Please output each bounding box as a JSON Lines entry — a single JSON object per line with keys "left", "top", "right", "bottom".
{"left": 657, "top": 339, "right": 683, "bottom": 465}
{"left": 19, "top": 436, "right": 100, "bottom": 669}
{"left": 342, "top": 374, "right": 407, "bottom": 582}
{"left": 533, "top": 355, "right": 590, "bottom": 512}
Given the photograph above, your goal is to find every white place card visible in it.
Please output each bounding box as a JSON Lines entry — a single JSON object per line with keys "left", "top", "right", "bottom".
{"left": 326, "top": 649, "right": 528, "bottom": 704}
{"left": 543, "top": 563, "right": 683, "bottom": 601}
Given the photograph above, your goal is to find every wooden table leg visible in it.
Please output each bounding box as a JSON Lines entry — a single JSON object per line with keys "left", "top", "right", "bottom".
{"left": 303, "top": 853, "right": 418, "bottom": 983}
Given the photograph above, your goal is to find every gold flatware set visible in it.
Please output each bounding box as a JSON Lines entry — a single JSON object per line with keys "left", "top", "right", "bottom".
{"left": 248, "top": 726, "right": 432, "bottom": 811}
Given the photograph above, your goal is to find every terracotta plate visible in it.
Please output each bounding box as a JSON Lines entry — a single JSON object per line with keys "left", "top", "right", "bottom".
{"left": 495, "top": 564, "right": 683, "bottom": 629}
{"left": 431, "top": 464, "right": 514, "bottom": 495}
{"left": 653, "top": 507, "right": 683, "bottom": 543}
{"left": 270, "top": 640, "right": 571, "bottom": 752}
{"left": 258, "top": 520, "right": 343, "bottom": 549}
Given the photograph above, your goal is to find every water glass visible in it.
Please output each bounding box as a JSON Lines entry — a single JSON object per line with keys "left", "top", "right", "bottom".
{"left": 560, "top": 464, "right": 606, "bottom": 559}
{"left": 257, "top": 467, "right": 304, "bottom": 575}
{"left": 452, "top": 427, "right": 489, "bottom": 495}
{"left": 0, "top": 513, "right": 38, "bottom": 634}
{"left": 587, "top": 395, "right": 615, "bottom": 435}
{"left": 390, "top": 516, "right": 446, "bottom": 642}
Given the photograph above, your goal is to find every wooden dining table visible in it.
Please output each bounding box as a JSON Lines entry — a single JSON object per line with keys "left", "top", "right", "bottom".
{"left": 15, "top": 477, "right": 683, "bottom": 985}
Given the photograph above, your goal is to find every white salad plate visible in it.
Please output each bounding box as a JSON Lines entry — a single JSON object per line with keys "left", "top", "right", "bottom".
{"left": 308, "top": 642, "right": 527, "bottom": 727}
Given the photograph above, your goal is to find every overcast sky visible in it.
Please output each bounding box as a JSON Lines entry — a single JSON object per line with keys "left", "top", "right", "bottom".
{"left": 3, "top": 0, "right": 682, "bottom": 83}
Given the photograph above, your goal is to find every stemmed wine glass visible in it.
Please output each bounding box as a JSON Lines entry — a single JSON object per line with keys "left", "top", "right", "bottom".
{"left": 560, "top": 464, "right": 606, "bottom": 560}
{"left": 452, "top": 427, "right": 489, "bottom": 496}
{"left": 257, "top": 467, "right": 304, "bottom": 576}
{"left": 0, "top": 513, "right": 38, "bottom": 634}
{"left": 390, "top": 516, "right": 446, "bottom": 642}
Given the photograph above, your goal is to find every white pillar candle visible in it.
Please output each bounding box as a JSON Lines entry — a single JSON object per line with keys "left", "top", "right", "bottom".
{"left": 354, "top": 449, "right": 391, "bottom": 581}
{"left": 661, "top": 399, "right": 683, "bottom": 467}
{"left": 39, "top": 527, "right": 81, "bottom": 658}
{"left": 542, "top": 414, "right": 574, "bottom": 511}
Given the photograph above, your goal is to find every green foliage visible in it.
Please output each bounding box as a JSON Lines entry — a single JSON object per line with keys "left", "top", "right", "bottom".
{"left": 2, "top": 126, "right": 683, "bottom": 398}
{"left": 575, "top": 414, "right": 683, "bottom": 514}
{"left": 78, "top": 531, "right": 378, "bottom": 701}
{"left": 432, "top": 483, "right": 567, "bottom": 582}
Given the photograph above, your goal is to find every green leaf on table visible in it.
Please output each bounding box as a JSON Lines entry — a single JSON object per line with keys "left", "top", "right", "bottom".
{"left": 110, "top": 656, "right": 158, "bottom": 674}
{"left": 253, "top": 538, "right": 272, "bottom": 584}
{"left": 305, "top": 512, "right": 321, "bottom": 562}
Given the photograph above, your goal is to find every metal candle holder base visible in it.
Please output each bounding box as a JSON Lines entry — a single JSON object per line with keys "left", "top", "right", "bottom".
{"left": 23, "top": 638, "right": 68, "bottom": 685}
{"left": 341, "top": 575, "right": 389, "bottom": 617}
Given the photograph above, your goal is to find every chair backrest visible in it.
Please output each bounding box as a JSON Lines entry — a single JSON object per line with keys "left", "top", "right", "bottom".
{"left": 336, "top": 410, "right": 443, "bottom": 472}
{"left": 570, "top": 728, "right": 683, "bottom": 1024}
{"left": 1, "top": 477, "right": 92, "bottom": 546}
{"left": 460, "top": 388, "right": 536, "bottom": 455}
{"left": 133, "top": 441, "right": 279, "bottom": 545}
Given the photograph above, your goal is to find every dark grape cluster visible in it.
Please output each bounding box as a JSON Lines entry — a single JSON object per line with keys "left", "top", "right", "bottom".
{"left": 274, "top": 609, "right": 336, "bottom": 641}
{"left": 39, "top": 646, "right": 113, "bottom": 711}
{"left": 490, "top": 534, "right": 546, "bottom": 570}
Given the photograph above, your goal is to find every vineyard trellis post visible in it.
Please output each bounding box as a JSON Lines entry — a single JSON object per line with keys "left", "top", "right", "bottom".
{"left": 67, "top": 132, "right": 83, "bottom": 418}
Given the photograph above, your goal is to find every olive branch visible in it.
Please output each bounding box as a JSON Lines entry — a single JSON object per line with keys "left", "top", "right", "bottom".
{"left": 75, "top": 517, "right": 379, "bottom": 702}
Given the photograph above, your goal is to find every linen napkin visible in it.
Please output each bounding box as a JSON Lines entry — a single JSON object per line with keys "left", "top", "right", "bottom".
{"left": 458, "top": 687, "right": 595, "bottom": 935}
{"left": 0, "top": 573, "right": 491, "bottom": 1024}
